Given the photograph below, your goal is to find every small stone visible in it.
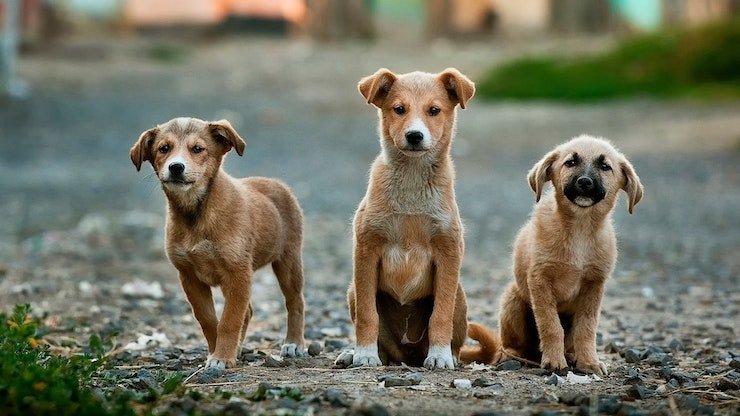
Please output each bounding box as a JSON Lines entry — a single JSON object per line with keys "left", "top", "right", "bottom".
{"left": 264, "top": 355, "right": 290, "bottom": 368}
{"left": 307, "top": 341, "right": 322, "bottom": 356}
{"left": 165, "top": 359, "right": 183, "bottom": 371}
{"left": 152, "top": 353, "right": 167, "bottom": 364}
{"left": 530, "top": 392, "right": 558, "bottom": 404}
{"left": 645, "top": 353, "right": 671, "bottom": 366}
{"left": 623, "top": 349, "right": 642, "bottom": 364}
{"left": 350, "top": 403, "right": 389, "bottom": 416}
{"left": 379, "top": 372, "right": 422, "bottom": 387}
{"left": 197, "top": 366, "right": 224, "bottom": 384}
{"left": 225, "top": 374, "right": 250, "bottom": 383}
{"left": 333, "top": 350, "right": 354, "bottom": 368}
{"left": 322, "top": 388, "right": 351, "bottom": 408}
{"left": 451, "top": 379, "right": 472, "bottom": 389}
{"left": 673, "top": 394, "right": 700, "bottom": 411}
{"left": 545, "top": 374, "right": 563, "bottom": 386}
{"left": 604, "top": 341, "right": 623, "bottom": 354}
{"left": 668, "top": 339, "right": 684, "bottom": 352}
{"left": 729, "top": 359, "right": 740, "bottom": 370}
{"left": 472, "top": 376, "right": 497, "bottom": 388}
{"left": 713, "top": 377, "right": 739, "bottom": 391}
{"left": 559, "top": 392, "right": 589, "bottom": 406}
{"left": 594, "top": 396, "right": 622, "bottom": 415}
{"left": 626, "top": 384, "right": 655, "bottom": 399}
{"left": 496, "top": 359, "right": 522, "bottom": 371}
{"left": 324, "top": 339, "right": 348, "bottom": 352}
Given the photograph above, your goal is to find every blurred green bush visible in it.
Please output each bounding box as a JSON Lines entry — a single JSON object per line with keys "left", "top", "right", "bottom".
{"left": 478, "top": 20, "right": 740, "bottom": 101}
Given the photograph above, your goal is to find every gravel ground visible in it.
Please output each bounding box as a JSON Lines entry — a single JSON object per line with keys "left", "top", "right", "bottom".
{"left": 0, "top": 33, "right": 738, "bottom": 415}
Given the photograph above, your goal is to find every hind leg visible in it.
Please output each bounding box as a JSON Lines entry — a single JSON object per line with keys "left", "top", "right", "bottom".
{"left": 272, "top": 248, "right": 306, "bottom": 357}
{"left": 498, "top": 283, "right": 531, "bottom": 363}
{"left": 239, "top": 301, "right": 254, "bottom": 346}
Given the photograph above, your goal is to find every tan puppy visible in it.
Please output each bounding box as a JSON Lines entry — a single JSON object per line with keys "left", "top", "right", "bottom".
{"left": 130, "top": 117, "right": 306, "bottom": 369}
{"left": 470, "top": 135, "right": 643, "bottom": 374}
{"left": 343, "top": 68, "right": 475, "bottom": 369}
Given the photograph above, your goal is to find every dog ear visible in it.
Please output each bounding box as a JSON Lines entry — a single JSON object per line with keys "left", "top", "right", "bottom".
{"left": 527, "top": 150, "right": 559, "bottom": 202}
{"left": 130, "top": 128, "right": 158, "bottom": 171}
{"left": 620, "top": 157, "right": 644, "bottom": 214}
{"left": 358, "top": 68, "right": 397, "bottom": 108}
{"left": 209, "top": 119, "right": 246, "bottom": 156}
{"left": 438, "top": 68, "right": 475, "bottom": 109}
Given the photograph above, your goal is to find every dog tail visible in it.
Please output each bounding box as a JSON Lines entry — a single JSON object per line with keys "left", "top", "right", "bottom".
{"left": 459, "top": 322, "right": 500, "bottom": 364}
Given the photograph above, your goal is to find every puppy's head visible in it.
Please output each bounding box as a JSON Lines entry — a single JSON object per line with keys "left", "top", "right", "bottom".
{"left": 130, "top": 117, "right": 246, "bottom": 194}
{"left": 358, "top": 68, "right": 474, "bottom": 158}
{"left": 528, "top": 135, "right": 644, "bottom": 214}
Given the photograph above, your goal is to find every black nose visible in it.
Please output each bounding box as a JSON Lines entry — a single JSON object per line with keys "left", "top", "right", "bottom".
{"left": 576, "top": 176, "right": 594, "bottom": 191}
{"left": 169, "top": 162, "right": 185, "bottom": 175}
{"left": 405, "top": 131, "right": 423, "bottom": 146}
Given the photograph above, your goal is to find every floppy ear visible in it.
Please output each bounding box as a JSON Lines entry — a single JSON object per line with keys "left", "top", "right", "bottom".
{"left": 620, "top": 157, "right": 644, "bottom": 214}
{"left": 527, "top": 150, "right": 559, "bottom": 202}
{"left": 208, "top": 119, "right": 246, "bottom": 156}
{"left": 130, "top": 128, "right": 158, "bottom": 172}
{"left": 358, "top": 68, "right": 397, "bottom": 108}
{"left": 438, "top": 68, "right": 475, "bottom": 109}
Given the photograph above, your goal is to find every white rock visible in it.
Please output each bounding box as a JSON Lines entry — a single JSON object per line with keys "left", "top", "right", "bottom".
{"left": 124, "top": 332, "right": 172, "bottom": 351}
{"left": 566, "top": 371, "right": 593, "bottom": 385}
{"left": 452, "top": 379, "right": 472, "bottom": 389}
{"left": 121, "top": 279, "right": 164, "bottom": 299}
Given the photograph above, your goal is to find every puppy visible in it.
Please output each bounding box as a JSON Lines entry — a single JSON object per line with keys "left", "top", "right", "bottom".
{"left": 130, "top": 117, "right": 306, "bottom": 369}
{"left": 469, "top": 135, "right": 643, "bottom": 374}
{"left": 343, "top": 68, "right": 476, "bottom": 369}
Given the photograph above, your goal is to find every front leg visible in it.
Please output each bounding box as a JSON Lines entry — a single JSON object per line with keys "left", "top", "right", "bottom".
{"left": 425, "top": 235, "right": 462, "bottom": 370}
{"left": 528, "top": 269, "right": 568, "bottom": 371}
{"left": 572, "top": 278, "right": 607, "bottom": 375}
{"left": 351, "top": 235, "right": 382, "bottom": 367}
{"left": 179, "top": 272, "right": 218, "bottom": 354}
{"left": 209, "top": 267, "right": 252, "bottom": 370}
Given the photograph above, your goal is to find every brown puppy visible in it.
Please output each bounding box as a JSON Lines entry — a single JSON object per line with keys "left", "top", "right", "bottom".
{"left": 130, "top": 117, "right": 306, "bottom": 369}
{"left": 342, "top": 68, "right": 475, "bottom": 369}
{"left": 470, "top": 135, "right": 643, "bottom": 374}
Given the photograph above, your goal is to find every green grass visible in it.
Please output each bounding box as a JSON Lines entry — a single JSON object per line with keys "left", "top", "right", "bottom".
{"left": 477, "top": 20, "right": 740, "bottom": 101}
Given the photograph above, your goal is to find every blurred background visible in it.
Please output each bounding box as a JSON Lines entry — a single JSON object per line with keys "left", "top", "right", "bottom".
{"left": 0, "top": 0, "right": 737, "bottom": 359}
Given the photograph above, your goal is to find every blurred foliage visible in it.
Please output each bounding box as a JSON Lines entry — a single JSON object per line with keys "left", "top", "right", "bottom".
{"left": 478, "top": 19, "right": 740, "bottom": 101}
{"left": 0, "top": 305, "right": 135, "bottom": 416}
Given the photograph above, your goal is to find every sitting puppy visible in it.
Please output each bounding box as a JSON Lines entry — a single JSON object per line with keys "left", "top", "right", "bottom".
{"left": 343, "top": 68, "right": 476, "bottom": 369}
{"left": 130, "top": 117, "right": 306, "bottom": 369}
{"left": 480, "top": 135, "right": 643, "bottom": 375}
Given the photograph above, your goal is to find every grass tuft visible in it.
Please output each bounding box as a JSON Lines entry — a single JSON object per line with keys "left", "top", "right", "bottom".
{"left": 478, "top": 20, "right": 740, "bottom": 101}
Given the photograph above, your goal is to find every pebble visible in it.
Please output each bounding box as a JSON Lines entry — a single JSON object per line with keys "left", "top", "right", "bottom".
{"left": 559, "top": 392, "right": 589, "bottom": 406}
{"left": 496, "top": 359, "right": 522, "bottom": 371}
{"left": 333, "top": 350, "right": 354, "bottom": 368}
{"left": 197, "top": 366, "right": 224, "bottom": 384}
{"left": 165, "top": 359, "right": 183, "bottom": 371}
{"left": 668, "top": 339, "right": 684, "bottom": 352}
{"left": 324, "top": 339, "right": 348, "bottom": 352}
{"left": 713, "top": 377, "right": 739, "bottom": 391}
{"left": 350, "top": 403, "right": 389, "bottom": 416}
{"left": 472, "top": 376, "right": 498, "bottom": 388}
{"left": 322, "top": 388, "right": 351, "bottom": 408}
{"left": 379, "top": 372, "right": 422, "bottom": 387}
{"left": 307, "top": 341, "right": 322, "bottom": 356}
{"left": 729, "top": 359, "right": 740, "bottom": 370}
{"left": 225, "top": 374, "right": 250, "bottom": 383}
{"left": 451, "top": 379, "right": 472, "bottom": 389}
{"left": 264, "top": 355, "right": 291, "bottom": 368}
{"left": 604, "top": 341, "right": 623, "bottom": 353}
{"left": 530, "top": 392, "right": 558, "bottom": 404}
{"left": 623, "top": 349, "right": 642, "bottom": 363}
{"left": 626, "top": 384, "right": 655, "bottom": 399}
{"left": 545, "top": 374, "right": 563, "bottom": 386}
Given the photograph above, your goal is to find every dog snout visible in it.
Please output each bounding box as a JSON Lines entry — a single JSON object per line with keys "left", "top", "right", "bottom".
{"left": 169, "top": 162, "right": 185, "bottom": 176}
{"left": 576, "top": 176, "right": 595, "bottom": 191}
{"left": 405, "top": 130, "right": 424, "bottom": 146}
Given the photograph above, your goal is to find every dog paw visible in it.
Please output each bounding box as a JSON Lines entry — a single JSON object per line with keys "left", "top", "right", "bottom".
{"left": 540, "top": 353, "right": 568, "bottom": 372}
{"left": 280, "top": 343, "right": 305, "bottom": 358}
{"left": 423, "top": 345, "right": 455, "bottom": 370}
{"left": 205, "top": 355, "right": 229, "bottom": 371}
{"left": 352, "top": 344, "right": 382, "bottom": 367}
{"left": 576, "top": 360, "right": 608, "bottom": 376}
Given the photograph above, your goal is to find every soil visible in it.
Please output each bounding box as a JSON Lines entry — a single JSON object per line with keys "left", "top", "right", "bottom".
{"left": 0, "top": 33, "right": 738, "bottom": 415}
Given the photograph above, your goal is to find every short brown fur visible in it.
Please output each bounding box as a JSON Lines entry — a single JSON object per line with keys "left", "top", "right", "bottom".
{"left": 490, "top": 135, "right": 643, "bottom": 375}
{"left": 130, "top": 117, "right": 306, "bottom": 369}
{"left": 345, "top": 68, "right": 479, "bottom": 369}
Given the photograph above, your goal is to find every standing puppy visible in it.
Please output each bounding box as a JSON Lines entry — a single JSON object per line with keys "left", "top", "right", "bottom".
{"left": 346, "top": 68, "right": 475, "bottom": 369}
{"left": 496, "top": 135, "right": 643, "bottom": 375}
{"left": 130, "top": 117, "right": 306, "bottom": 369}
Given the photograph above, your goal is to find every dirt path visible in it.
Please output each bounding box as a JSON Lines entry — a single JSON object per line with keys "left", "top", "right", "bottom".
{"left": 0, "top": 34, "right": 738, "bottom": 415}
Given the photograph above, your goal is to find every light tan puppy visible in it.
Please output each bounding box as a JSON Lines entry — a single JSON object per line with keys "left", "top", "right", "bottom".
{"left": 130, "top": 117, "right": 306, "bottom": 369}
{"left": 344, "top": 68, "right": 475, "bottom": 369}
{"left": 470, "top": 135, "right": 643, "bottom": 374}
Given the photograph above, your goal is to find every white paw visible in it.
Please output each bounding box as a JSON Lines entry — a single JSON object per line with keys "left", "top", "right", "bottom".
{"left": 352, "top": 344, "right": 382, "bottom": 367}
{"left": 280, "top": 343, "right": 305, "bottom": 358}
{"left": 424, "top": 345, "right": 455, "bottom": 369}
{"left": 205, "top": 355, "right": 227, "bottom": 371}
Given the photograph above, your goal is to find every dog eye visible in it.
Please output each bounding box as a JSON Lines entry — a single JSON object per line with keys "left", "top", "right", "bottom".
{"left": 564, "top": 159, "right": 577, "bottom": 167}
{"left": 599, "top": 162, "right": 612, "bottom": 171}
{"left": 393, "top": 105, "right": 406, "bottom": 115}
{"left": 192, "top": 145, "right": 204, "bottom": 154}
{"left": 428, "top": 106, "right": 440, "bottom": 116}
{"left": 158, "top": 145, "right": 170, "bottom": 154}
